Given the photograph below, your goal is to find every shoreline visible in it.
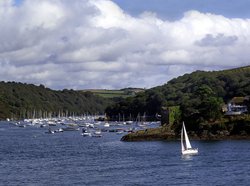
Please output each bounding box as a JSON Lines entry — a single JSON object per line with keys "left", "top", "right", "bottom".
{"left": 121, "top": 127, "right": 250, "bottom": 142}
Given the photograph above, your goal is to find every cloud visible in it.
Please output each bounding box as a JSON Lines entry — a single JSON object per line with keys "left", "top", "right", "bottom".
{"left": 1, "top": 1, "right": 250, "bottom": 89}
{"left": 196, "top": 33, "right": 238, "bottom": 47}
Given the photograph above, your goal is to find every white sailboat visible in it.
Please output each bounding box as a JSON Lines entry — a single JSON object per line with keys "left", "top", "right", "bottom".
{"left": 181, "top": 122, "right": 198, "bottom": 155}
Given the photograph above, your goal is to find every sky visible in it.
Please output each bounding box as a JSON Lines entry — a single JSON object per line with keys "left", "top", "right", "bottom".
{"left": 1, "top": 0, "right": 250, "bottom": 90}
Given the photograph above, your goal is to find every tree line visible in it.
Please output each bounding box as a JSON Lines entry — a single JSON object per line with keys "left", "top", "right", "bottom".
{"left": 0, "top": 82, "right": 111, "bottom": 120}
{"left": 1, "top": 66, "right": 250, "bottom": 124}
{"left": 105, "top": 66, "right": 250, "bottom": 123}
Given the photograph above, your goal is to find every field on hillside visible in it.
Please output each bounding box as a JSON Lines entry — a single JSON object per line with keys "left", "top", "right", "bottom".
{"left": 81, "top": 89, "right": 145, "bottom": 98}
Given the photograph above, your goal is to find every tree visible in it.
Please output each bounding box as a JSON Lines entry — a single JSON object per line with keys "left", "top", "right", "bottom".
{"left": 199, "top": 97, "right": 224, "bottom": 121}
{"left": 145, "top": 91, "right": 165, "bottom": 116}
{"left": 195, "top": 84, "right": 215, "bottom": 100}
{"left": 194, "top": 85, "right": 223, "bottom": 120}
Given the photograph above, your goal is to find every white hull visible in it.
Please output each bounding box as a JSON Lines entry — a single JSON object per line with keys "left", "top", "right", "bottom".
{"left": 104, "top": 123, "right": 110, "bottom": 127}
{"left": 126, "top": 121, "right": 133, "bottom": 125}
{"left": 81, "top": 132, "right": 92, "bottom": 137}
{"left": 182, "top": 148, "right": 198, "bottom": 155}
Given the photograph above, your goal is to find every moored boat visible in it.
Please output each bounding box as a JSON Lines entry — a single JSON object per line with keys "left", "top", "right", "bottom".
{"left": 62, "top": 126, "right": 79, "bottom": 131}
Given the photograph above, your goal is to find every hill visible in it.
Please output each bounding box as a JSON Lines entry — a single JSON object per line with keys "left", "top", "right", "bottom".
{"left": 116, "top": 66, "right": 250, "bottom": 141}
{"left": 106, "top": 66, "right": 250, "bottom": 122}
{"left": 0, "top": 82, "right": 110, "bottom": 120}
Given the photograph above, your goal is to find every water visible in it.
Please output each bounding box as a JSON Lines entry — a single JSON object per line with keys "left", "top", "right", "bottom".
{"left": 0, "top": 122, "right": 250, "bottom": 186}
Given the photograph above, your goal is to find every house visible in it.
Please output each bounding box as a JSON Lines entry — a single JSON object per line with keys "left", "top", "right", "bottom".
{"left": 225, "top": 96, "right": 249, "bottom": 115}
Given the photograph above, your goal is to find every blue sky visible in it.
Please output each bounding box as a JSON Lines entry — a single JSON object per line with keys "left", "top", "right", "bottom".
{"left": 113, "top": 0, "right": 250, "bottom": 19}
{"left": 14, "top": 0, "right": 22, "bottom": 5}
{"left": 1, "top": 0, "right": 250, "bottom": 90}
{"left": 14, "top": 0, "right": 250, "bottom": 19}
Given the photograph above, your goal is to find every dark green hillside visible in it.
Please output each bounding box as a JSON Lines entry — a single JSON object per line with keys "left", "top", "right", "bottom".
{"left": 0, "top": 82, "right": 110, "bottom": 120}
{"left": 106, "top": 66, "right": 250, "bottom": 123}
{"left": 157, "top": 65, "right": 250, "bottom": 104}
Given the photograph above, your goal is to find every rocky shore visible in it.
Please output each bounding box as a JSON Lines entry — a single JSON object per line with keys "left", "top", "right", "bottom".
{"left": 121, "top": 115, "right": 250, "bottom": 141}
{"left": 121, "top": 125, "right": 250, "bottom": 142}
{"left": 121, "top": 127, "right": 176, "bottom": 141}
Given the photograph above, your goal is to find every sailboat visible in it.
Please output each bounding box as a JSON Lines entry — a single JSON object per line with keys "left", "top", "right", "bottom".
{"left": 181, "top": 122, "right": 198, "bottom": 155}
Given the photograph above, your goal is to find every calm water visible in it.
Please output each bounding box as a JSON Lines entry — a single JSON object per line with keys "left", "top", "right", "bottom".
{"left": 0, "top": 121, "right": 250, "bottom": 186}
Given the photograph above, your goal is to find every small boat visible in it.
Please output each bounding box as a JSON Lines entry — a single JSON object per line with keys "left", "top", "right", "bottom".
{"left": 92, "top": 130, "right": 102, "bottom": 137}
{"left": 104, "top": 122, "right": 110, "bottom": 127}
{"left": 116, "top": 130, "right": 124, "bottom": 134}
{"left": 94, "top": 130, "right": 101, "bottom": 135}
{"left": 181, "top": 122, "right": 198, "bottom": 155}
{"left": 54, "top": 128, "right": 64, "bottom": 133}
{"left": 47, "top": 121, "right": 57, "bottom": 126}
{"left": 126, "top": 121, "right": 133, "bottom": 125}
{"left": 81, "top": 132, "right": 92, "bottom": 137}
{"left": 18, "top": 123, "right": 26, "bottom": 128}
{"left": 81, "top": 128, "right": 92, "bottom": 137}
{"left": 40, "top": 124, "right": 47, "bottom": 128}
{"left": 45, "top": 128, "right": 55, "bottom": 134}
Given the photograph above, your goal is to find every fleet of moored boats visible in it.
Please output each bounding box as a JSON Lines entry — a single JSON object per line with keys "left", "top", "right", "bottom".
{"left": 8, "top": 116, "right": 160, "bottom": 138}
{"left": 7, "top": 117, "right": 198, "bottom": 155}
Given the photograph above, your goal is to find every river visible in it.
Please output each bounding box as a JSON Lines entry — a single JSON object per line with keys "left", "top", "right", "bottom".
{"left": 0, "top": 121, "right": 249, "bottom": 185}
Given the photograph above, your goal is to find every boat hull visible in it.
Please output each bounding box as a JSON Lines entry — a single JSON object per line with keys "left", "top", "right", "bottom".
{"left": 182, "top": 148, "right": 198, "bottom": 155}
{"left": 81, "top": 132, "right": 92, "bottom": 137}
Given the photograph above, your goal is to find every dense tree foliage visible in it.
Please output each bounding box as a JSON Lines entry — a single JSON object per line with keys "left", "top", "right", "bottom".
{"left": 106, "top": 66, "right": 250, "bottom": 122}
{"left": 0, "top": 82, "right": 110, "bottom": 120}
{"left": 1, "top": 66, "right": 249, "bottom": 123}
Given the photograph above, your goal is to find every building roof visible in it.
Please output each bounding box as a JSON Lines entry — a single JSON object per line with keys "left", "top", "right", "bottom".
{"left": 230, "top": 96, "right": 249, "bottom": 104}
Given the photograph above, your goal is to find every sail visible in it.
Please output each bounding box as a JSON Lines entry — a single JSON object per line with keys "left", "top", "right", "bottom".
{"left": 183, "top": 122, "right": 192, "bottom": 149}
{"left": 181, "top": 124, "right": 185, "bottom": 152}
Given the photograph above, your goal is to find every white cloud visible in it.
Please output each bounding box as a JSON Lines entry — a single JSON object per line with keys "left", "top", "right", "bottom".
{"left": 0, "top": 0, "right": 250, "bottom": 89}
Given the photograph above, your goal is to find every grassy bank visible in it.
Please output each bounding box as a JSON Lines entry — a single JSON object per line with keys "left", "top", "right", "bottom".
{"left": 81, "top": 88, "right": 145, "bottom": 99}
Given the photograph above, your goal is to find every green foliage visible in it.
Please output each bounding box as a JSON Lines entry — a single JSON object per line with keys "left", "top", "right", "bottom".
{"left": 195, "top": 84, "right": 215, "bottom": 99}
{"left": 106, "top": 89, "right": 165, "bottom": 121}
{"left": 106, "top": 66, "right": 250, "bottom": 122}
{"left": 199, "top": 97, "right": 224, "bottom": 121}
{"left": 0, "top": 82, "right": 111, "bottom": 120}
{"left": 226, "top": 119, "right": 250, "bottom": 135}
{"left": 168, "top": 106, "right": 181, "bottom": 125}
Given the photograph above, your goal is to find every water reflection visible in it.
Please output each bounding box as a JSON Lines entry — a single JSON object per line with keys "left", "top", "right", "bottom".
{"left": 181, "top": 155, "right": 194, "bottom": 161}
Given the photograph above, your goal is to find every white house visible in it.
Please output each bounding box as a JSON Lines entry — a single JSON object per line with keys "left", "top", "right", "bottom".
{"left": 225, "top": 96, "right": 248, "bottom": 115}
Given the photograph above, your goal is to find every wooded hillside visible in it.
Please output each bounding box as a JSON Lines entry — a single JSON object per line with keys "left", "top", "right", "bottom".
{"left": 106, "top": 66, "right": 250, "bottom": 122}
{"left": 0, "top": 82, "right": 110, "bottom": 120}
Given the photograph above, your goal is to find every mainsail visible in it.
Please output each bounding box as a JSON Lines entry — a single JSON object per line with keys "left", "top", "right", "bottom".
{"left": 183, "top": 122, "right": 192, "bottom": 149}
